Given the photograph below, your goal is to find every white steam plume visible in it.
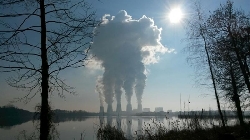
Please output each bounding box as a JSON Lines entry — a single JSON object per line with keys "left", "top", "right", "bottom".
{"left": 91, "top": 10, "right": 169, "bottom": 113}
{"left": 95, "top": 76, "right": 104, "bottom": 107}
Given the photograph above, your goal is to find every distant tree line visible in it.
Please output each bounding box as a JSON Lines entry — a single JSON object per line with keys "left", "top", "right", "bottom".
{"left": 53, "top": 109, "right": 99, "bottom": 117}
{"left": 0, "top": 105, "right": 33, "bottom": 129}
{"left": 0, "top": 105, "right": 33, "bottom": 118}
{"left": 0, "top": 105, "right": 99, "bottom": 118}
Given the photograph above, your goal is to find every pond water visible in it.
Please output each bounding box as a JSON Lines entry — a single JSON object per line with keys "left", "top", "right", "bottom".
{"left": 0, "top": 116, "right": 241, "bottom": 140}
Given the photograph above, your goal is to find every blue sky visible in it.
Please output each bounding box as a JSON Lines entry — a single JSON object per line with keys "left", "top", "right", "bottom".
{"left": 0, "top": 0, "right": 249, "bottom": 112}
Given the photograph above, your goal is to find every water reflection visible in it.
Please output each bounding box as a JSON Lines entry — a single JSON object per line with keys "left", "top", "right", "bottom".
{"left": 126, "top": 116, "right": 132, "bottom": 139}
{"left": 54, "top": 116, "right": 89, "bottom": 123}
{"left": 99, "top": 115, "right": 104, "bottom": 128}
{"left": 116, "top": 115, "right": 122, "bottom": 130}
{"left": 138, "top": 118, "right": 142, "bottom": 135}
{"left": 1, "top": 115, "right": 248, "bottom": 140}
{"left": 0, "top": 117, "right": 31, "bottom": 129}
{"left": 0, "top": 116, "right": 90, "bottom": 129}
{"left": 107, "top": 115, "right": 113, "bottom": 126}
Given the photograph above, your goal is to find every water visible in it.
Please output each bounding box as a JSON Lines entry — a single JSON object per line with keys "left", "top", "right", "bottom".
{"left": 0, "top": 116, "right": 241, "bottom": 140}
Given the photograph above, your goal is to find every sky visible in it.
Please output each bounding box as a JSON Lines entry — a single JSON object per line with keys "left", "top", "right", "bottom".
{"left": 0, "top": 0, "right": 249, "bottom": 112}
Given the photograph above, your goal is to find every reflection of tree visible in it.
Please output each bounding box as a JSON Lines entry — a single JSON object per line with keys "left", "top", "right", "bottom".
{"left": 0, "top": 106, "right": 33, "bottom": 117}
{"left": 0, "top": 107, "right": 97, "bottom": 128}
{"left": 53, "top": 109, "right": 97, "bottom": 123}
{"left": 0, "top": 106, "right": 33, "bottom": 129}
{"left": 0, "top": 117, "right": 32, "bottom": 129}
{"left": 53, "top": 109, "right": 99, "bottom": 117}
{"left": 53, "top": 116, "right": 89, "bottom": 123}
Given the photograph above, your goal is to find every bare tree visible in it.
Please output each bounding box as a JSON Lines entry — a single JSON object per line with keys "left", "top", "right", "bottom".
{"left": 206, "top": 1, "right": 250, "bottom": 94}
{"left": 0, "top": 0, "right": 98, "bottom": 139}
{"left": 185, "top": 2, "right": 226, "bottom": 128}
{"left": 207, "top": 1, "right": 250, "bottom": 127}
{"left": 186, "top": 1, "right": 250, "bottom": 128}
{"left": 212, "top": 42, "right": 245, "bottom": 126}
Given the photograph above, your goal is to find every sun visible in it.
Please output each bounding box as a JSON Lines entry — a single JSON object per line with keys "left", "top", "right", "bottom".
{"left": 168, "top": 7, "right": 183, "bottom": 23}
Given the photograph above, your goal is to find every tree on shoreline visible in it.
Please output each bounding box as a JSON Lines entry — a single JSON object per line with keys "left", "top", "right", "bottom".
{"left": 0, "top": 0, "right": 98, "bottom": 139}
{"left": 185, "top": 0, "right": 250, "bottom": 128}
{"left": 185, "top": 2, "right": 226, "bottom": 128}
{"left": 207, "top": 1, "right": 250, "bottom": 127}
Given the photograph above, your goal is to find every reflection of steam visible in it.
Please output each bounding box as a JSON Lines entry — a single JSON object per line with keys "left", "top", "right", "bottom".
{"left": 107, "top": 115, "right": 113, "bottom": 126}
{"left": 137, "top": 118, "right": 142, "bottom": 136}
{"left": 116, "top": 116, "right": 122, "bottom": 130}
{"left": 126, "top": 116, "right": 132, "bottom": 139}
{"left": 91, "top": 10, "right": 168, "bottom": 114}
{"left": 99, "top": 116, "right": 104, "bottom": 128}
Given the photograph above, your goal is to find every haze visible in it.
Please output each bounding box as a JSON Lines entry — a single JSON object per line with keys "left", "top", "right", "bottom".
{"left": 0, "top": 0, "right": 249, "bottom": 113}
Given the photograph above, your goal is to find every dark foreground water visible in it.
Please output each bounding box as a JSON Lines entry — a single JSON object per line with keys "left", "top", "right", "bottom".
{"left": 0, "top": 116, "right": 241, "bottom": 140}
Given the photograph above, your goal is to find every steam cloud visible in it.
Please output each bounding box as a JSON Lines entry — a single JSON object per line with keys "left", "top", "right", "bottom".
{"left": 95, "top": 76, "right": 104, "bottom": 107}
{"left": 91, "top": 10, "right": 169, "bottom": 114}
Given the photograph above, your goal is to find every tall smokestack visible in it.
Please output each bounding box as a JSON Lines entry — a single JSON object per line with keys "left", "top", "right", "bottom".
{"left": 137, "top": 103, "right": 142, "bottom": 112}
{"left": 126, "top": 104, "right": 132, "bottom": 114}
{"left": 107, "top": 104, "right": 113, "bottom": 115}
{"left": 103, "top": 72, "right": 115, "bottom": 116}
{"left": 115, "top": 78, "right": 123, "bottom": 114}
{"left": 96, "top": 76, "right": 105, "bottom": 115}
{"left": 99, "top": 106, "right": 104, "bottom": 115}
{"left": 116, "top": 103, "right": 122, "bottom": 113}
{"left": 135, "top": 73, "right": 146, "bottom": 113}
{"left": 124, "top": 76, "right": 135, "bottom": 114}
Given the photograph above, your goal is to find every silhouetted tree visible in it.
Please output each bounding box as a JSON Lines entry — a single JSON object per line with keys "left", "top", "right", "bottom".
{"left": 0, "top": 0, "right": 98, "bottom": 139}
{"left": 186, "top": 1, "right": 250, "bottom": 128}
{"left": 211, "top": 42, "right": 245, "bottom": 126}
{"left": 207, "top": 1, "right": 250, "bottom": 126}
{"left": 185, "top": 2, "right": 226, "bottom": 128}
{"left": 207, "top": 1, "right": 250, "bottom": 94}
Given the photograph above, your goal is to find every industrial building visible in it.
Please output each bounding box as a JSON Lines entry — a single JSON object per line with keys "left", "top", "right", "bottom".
{"left": 155, "top": 107, "right": 163, "bottom": 112}
{"left": 143, "top": 108, "right": 150, "bottom": 112}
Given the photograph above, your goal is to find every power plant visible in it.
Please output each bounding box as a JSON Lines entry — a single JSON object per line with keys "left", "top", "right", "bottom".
{"left": 91, "top": 10, "right": 166, "bottom": 115}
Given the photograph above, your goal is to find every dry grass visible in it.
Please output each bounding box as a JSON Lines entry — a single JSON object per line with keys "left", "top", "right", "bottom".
{"left": 97, "top": 115, "right": 250, "bottom": 140}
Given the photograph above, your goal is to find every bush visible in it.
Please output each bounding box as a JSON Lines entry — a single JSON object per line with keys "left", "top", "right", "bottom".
{"left": 97, "top": 124, "right": 126, "bottom": 140}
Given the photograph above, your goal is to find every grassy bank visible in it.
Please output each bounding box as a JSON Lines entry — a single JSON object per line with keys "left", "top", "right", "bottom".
{"left": 97, "top": 116, "right": 250, "bottom": 140}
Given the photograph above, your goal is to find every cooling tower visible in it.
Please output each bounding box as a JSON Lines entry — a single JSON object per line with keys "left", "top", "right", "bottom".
{"left": 116, "top": 103, "right": 122, "bottom": 113}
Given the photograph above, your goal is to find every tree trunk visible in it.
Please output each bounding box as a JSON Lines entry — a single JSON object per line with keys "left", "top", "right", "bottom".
{"left": 40, "top": 0, "right": 50, "bottom": 139}
{"left": 230, "top": 65, "right": 244, "bottom": 126}
{"left": 200, "top": 31, "right": 226, "bottom": 128}
{"left": 207, "top": 54, "right": 226, "bottom": 128}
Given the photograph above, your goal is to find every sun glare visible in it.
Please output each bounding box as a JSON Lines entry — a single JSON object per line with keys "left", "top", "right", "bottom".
{"left": 168, "top": 8, "right": 183, "bottom": 23}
